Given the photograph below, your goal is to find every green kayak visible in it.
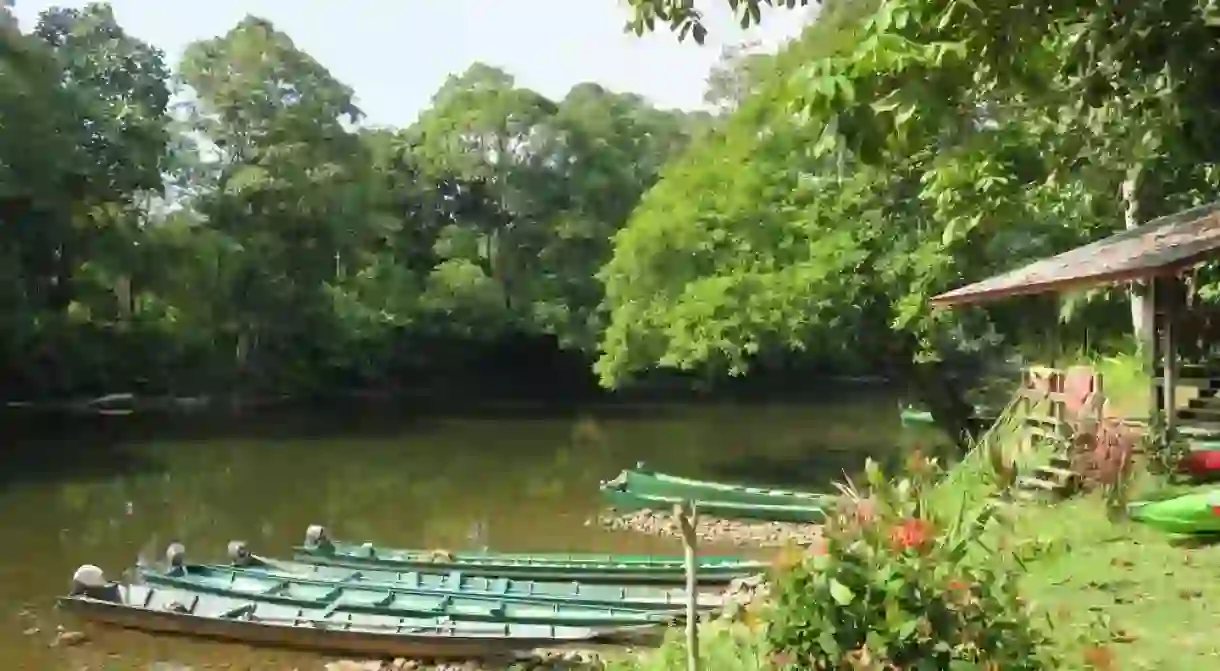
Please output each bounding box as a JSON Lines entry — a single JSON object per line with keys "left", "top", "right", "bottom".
{"left": 1129, "top": 489, "right": 1220, "bottom": 535}
{"left": 294, "top": 527, "right": 762, "bottom": 584}
{"left": 600, "top": 482, "right": 826, "bottom": 524}
{"left": 607, "top": 464, "right": 832, "bottom": 508}
{"left": 139, "top": 564, "right": 679, "bottom": 627}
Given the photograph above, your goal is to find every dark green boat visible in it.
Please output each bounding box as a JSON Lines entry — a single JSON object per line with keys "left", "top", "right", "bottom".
{"left": 61, "top": 568, "right": 613, "bottom": 659}
{"left": 294, "top": 527, "right": 762, "bottom": 584}
{"left": 138, "top": 564, "right": 678, "bottom": 627}
{"left": 606, "top": 464, "right": 833, "bottom": 508}
{"left": 600, "top": 481, "right": 826, "bottom": 524}
{"left": 899, "top": 405, "right": 998, "bottom": 428}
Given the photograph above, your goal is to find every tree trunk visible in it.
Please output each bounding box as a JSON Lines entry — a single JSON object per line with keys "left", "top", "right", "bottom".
{"left": 882, "top": 333, "right": 977, "bottom": 451}
{"left": 1121, "top": 165, "right": 1147, "bottom": 341}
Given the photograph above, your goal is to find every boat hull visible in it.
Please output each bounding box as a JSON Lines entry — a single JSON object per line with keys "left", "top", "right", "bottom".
{"left": 59, "top": 584, "right": 606, "bottom": 659}
{"left": 138, "top": 565, "right": 682, "bottom": 627}
{"left": 600, "top": 485, "right": 825, "bottom": 523}
{"left": 234, "top": 557, "right": 718, "bottom": 610}
{"left": 1129, "top": 490, "right": 1220, "bottom": 534}
{"left": 292, "top": 541, "right": 763, "bottom": 585}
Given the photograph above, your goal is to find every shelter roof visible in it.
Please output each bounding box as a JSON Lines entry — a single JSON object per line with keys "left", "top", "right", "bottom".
{"left": 931, "top": 201, "right": 1220, "bottom": 307}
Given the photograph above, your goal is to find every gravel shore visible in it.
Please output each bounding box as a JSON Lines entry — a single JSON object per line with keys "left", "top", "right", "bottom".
{"left": 596, "top": 508, "right": 824, "bottom": 548}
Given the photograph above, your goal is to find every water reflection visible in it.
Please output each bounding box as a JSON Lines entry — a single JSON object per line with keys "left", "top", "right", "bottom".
{"left": 0, "top": 393, "right": 929, "bottom": 668}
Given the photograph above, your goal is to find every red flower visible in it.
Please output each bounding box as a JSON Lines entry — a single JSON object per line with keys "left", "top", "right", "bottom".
{"left": 889, "top": 518, "right": 934, "bottom": 553}
{"left": 807, "top": 536, "right": 829, "bottom": 556}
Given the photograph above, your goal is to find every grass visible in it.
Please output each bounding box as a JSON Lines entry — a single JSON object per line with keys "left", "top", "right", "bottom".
{"left": 604, "top": 622, "right": 768, "bottom": 671}
{"left": 614, "top": 347, "right": 1212, "bottom": 670}
{"left": 1012, "top": 488, "right": 1220, "bottom": 670}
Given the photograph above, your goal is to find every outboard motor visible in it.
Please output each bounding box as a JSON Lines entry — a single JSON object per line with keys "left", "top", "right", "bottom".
{"left": 304, "top": 524, "right": 334, "bottom": 552}
{"left": 228, "top": 540, "right": 254, "bottom": 567}
{"left": 165, "top": 542, "right": 186, "bottom": 572}
{"left": 70, "top": 565, "right": 122, "bottom": 602}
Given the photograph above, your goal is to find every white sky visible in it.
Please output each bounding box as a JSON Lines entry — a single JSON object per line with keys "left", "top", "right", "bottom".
{"left": 11, "top": 0, "right": 812, "bottom": 127}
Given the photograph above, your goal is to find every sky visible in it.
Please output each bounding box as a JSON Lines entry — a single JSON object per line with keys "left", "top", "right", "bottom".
{"left": 10, "top": 0, "right": 812, "bottom": 128}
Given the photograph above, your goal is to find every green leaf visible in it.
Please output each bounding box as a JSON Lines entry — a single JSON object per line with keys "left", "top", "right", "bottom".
{"left": 829, "top": 578, "right": 855, "bottom": 605}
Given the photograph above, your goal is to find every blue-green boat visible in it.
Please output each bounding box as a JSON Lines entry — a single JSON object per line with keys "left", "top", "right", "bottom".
{"left": 138, "top": 563, "right": 679, "bottom": 627}
{"left": 61, "top": 569, "right": 616, "bottom": 659}
{"left": 294, "top": 526, "right": 763, "bottom": 584}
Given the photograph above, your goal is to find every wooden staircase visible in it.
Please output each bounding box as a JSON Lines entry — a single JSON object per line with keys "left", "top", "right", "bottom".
{"left": 1157, "top": 364, "right": 1220, "bottom": 446}
{"left": 1015, "top": 451, "right": 1080, "bottom": 501}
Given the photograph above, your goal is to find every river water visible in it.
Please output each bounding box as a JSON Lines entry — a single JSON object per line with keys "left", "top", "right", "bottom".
{"left": 0, "top": 390, "right": 933, "bottom": 669}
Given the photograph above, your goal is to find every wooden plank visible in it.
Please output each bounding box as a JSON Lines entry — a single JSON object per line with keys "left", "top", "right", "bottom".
{"left": 1017, "top": 476, "right": 1060, "bottom": 491}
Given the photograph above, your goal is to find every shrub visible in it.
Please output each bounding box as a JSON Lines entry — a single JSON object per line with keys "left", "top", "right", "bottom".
{"left": 606, "top": 622, "right": 767, "bottom": 671}
{"left": 764, "top": 456, "right": 1060, "bottom": 670}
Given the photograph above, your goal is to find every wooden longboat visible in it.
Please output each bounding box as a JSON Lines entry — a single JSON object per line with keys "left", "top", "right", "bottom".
{"left": 136, "top": 564, "right": 682, "bottom": 627}
{"left": 293, "top": 529, "right": 763, "bottom": 584}
{"left": 599, "top": 483, "right": 826, "bottom": 524}
{"left": 148, "top": 558, "right": 724, "bottom": 610}
{"left": 58, "top": 583, "right": 621, "bottom": 659}
{"left": 609, "top": 464, "right": 834, "bottom": 509}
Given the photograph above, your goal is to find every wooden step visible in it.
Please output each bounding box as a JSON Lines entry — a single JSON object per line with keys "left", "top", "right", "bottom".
{"left": 1178, "top": 408, "right": 1220, "bottom": 421}
{"left": 1034, "top": 465, "right": 1077, "bottom": 481}
{"left": 1049, "top": 454, "right": 1073, "bottom": 469}
{"left": 1156, "top": 377, "right": 1220, "bottom": 389}
{"left": 1016, "top": 475, "right": 1061, "bottom": 492}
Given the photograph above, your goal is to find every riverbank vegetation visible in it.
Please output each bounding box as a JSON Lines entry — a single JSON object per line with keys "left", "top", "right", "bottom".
{"left": 613, "top": 439, "right": 1217, "bottom": 670}
{"left": 6, "top": 0, "right": 1209, "bottom": 420}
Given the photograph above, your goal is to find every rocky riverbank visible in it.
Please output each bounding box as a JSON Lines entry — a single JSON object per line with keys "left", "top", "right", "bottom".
{"left": 596, "top": 509, "right": 823, "bottom": 547}
{"left": 323, "top": 648, "right": 610, "bottom": 671}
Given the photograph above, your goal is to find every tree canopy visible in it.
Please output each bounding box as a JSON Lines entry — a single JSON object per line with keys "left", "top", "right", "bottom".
{"left": 3, "top": 0, "right": 1212, "bottom": 416}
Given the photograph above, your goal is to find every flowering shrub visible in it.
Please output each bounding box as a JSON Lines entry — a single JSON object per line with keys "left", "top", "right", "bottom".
{"left": 764, "top": 456, "right": 1059, "bottom": 670}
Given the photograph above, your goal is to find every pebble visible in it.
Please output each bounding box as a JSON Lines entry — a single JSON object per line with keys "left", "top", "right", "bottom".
{"left": 51, "top": 629, "right": 87, "bottom": 647}
{"left": 596, "top": 509, "right": 824, "bottom": 547}
{"left": 322, "top": 648, "right": 607, "bottom": 670}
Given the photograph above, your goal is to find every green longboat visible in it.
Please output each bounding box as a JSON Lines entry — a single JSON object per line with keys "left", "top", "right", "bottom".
{"left": 607, "top": 463, "right": 833, "bottom": 508}
{"left": 169, "top": 554, "right": 723, "bottom": 611}
{"left": 292, "top": 527, "right": 762, "bottom": 584}
{"left": 61, "top": 574, "right": 613, "bottom": 659}
{"left": 600, "top": 482, "right": 826, "bottom": 523}
{"left": 138, "top": 564, "right": 679, "bottom": 627}
{"left": 1129, "top": 489, "right": 1220, "bottom": 535}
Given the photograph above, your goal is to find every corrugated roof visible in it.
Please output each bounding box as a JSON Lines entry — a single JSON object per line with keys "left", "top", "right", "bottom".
{"left": 930, "top": 201, "right": 1220, "bottom": 308}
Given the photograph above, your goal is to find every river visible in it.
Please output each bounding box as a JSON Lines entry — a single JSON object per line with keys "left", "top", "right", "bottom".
{"left": 0, "top": 389, "right": 936, "bottom": 669}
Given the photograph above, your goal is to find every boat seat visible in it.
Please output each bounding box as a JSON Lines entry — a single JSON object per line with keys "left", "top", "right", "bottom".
{"left": 372, "top": 591, "right": 395, "bottom": 607}
{"left": 218, "top": 603, "right": 256, "bottom": 620}
{"left": 162, "top": 594, "right": 199, "bottom": 614}
{"left": 444, "top": 570, "right": 462, "bottom": 587}
{"left": 261, "top": 581, "right": 290, "bottom": 596}
{"left": 487, "top": 577, "right": 510, "bottom": 595}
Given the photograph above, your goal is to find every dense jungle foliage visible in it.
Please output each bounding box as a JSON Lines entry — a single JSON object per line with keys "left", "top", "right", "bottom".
{"left": 5, "top": 0, "right": 1220, "bottom": 411}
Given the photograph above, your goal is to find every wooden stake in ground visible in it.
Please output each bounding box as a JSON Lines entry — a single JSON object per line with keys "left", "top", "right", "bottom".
{"left": 675, "top": 501, "right": 700, "bottom": 671}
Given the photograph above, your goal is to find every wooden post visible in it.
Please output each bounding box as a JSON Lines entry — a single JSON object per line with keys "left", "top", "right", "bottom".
{"left": 1162, "top": 276, "right": 1179, "bottom": 435}
{"left": 675, "top": 501, "right": 700, "bottom": 671}
{"left": 1144, "top": 277, "right": 1161, "bottom": 425}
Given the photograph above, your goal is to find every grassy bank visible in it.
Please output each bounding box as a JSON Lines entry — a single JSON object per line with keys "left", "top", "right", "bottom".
{"left": 611, "top": 358, "right": 1219, "bottom": 669}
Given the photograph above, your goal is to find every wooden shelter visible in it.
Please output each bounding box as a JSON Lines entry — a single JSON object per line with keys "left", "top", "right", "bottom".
{"left": 930, "top": 200, "right": 1220, "bottom": 435}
